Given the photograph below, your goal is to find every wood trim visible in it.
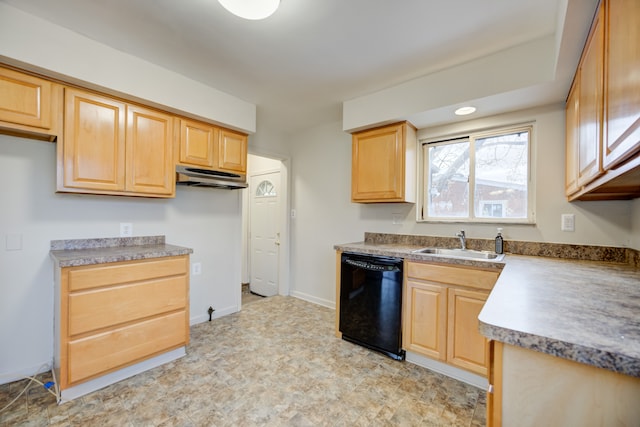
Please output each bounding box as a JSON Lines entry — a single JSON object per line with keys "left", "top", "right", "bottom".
{"left": 487, "top": 341, "right": 503, "bottom": 427}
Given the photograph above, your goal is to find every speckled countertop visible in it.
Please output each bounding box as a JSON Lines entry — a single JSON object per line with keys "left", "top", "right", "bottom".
{"left": 336, "top": 233, "right": 640, "bottom": 378}
{"left": 50, "top": 236, "right": 193, "bottom": 267}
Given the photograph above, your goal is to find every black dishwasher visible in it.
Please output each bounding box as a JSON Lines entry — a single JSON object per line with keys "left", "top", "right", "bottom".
{"left": 339, "top": 252, "right": 405, "bottom": 360}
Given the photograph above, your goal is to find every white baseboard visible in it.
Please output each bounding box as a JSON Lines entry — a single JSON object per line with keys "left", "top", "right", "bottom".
{"left": 290, "top": 290, "right": 335, "bottom": 310}
{"left": 0, "top": 360, "right": 53, "bottom": 386}
{"left": 405, "top": 351, "right": 488, "bottom": 390}
{"left": 59, "top": 347, "right": 185, "bottom": 404}
{"left": 190, "top": 304, "right": 238, "bottom": 325}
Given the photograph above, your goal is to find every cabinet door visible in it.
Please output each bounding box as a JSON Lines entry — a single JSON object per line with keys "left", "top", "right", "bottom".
{"left": 179, "top": 119, "right": 216, "bottom": 167}
{"left": 63, "top": 88, "right": 126, "bottom": 191}
{"left": 217, "top": 128, "right": 248, "bottom": 174}
{"left": 577, "top": 5, "right": 604, "bottom": 187}
{"left": 126, "top": 105, "right": 175, "bottom": 195}
{"left": 604, "top": 0, "right": 640, "bottom": 169}
{"left": 403, "top": 280, "right": 447, "bottom": 360}
{"left": 0, "top": 67, "right": 52, "bottom": 130}
{"left": 352, "top": 123, "right": 406, "bottom": 202}
{"left": 566, "top": 81, "right": 580, "bottom": 196}
{"left": 447, "top": 287, "right": 489, "bottom": 376}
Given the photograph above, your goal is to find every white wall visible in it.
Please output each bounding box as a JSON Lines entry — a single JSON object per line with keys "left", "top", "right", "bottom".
{"left": 288, "top": 105, "right": 637, "bottom": 309}
{"left": 0, "top": 135, "right": 242, "bottom": 383}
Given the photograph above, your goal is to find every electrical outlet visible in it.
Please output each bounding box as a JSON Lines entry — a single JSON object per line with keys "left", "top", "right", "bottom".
{"left": 561, "top": 214, "right": 575, "bottom": 232}
{"left": 120, "top": 223, "right": 133, "bottom": 237}
{"left": 392, "top": 213, "right": 403, "bottom": 225}
{"left": 192, "top": 262, "right": 202, "bottom": 276}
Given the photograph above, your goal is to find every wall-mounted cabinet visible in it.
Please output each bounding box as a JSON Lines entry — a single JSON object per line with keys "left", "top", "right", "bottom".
{"left": 403, "top": 261, "right": 500, "bottom": 376}
{"left": 59, "top": 88, "right": 175, "bottom": 198}
{"left": 565, "top": 0, "right": 640, "bottom": 200}
{"left": 0, "top": 66, "right": 62, "bottom": 141}
{"left": 351, "top": 121, "right": 416, "bottom": 203}
{"left": 177, "top": 119, "right": 248, "bottom": 175}
{"left": 217, "top": 128, "right": 247, "bottom": 174}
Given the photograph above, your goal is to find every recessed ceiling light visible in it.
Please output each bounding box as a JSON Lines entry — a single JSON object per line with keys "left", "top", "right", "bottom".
{"left": 218, "top": 0, "right": 280, "bottom": 20}
{"left": 454, "top": 106, "right": 476, "bottom": 116}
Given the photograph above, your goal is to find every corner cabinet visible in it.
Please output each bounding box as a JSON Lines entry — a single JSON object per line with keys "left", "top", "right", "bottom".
{"left": 403, "top": 261, "right": 500, "bottom": 376}
{"left": 565, "top": 0, "right": 640, "bottom": 200}
{"left": 60, "top": 88, "right": 175, "bottom": 197}
{"left": 351, "top": 121, "right": 416, "bottom": 203}
{"left": 0, "top": 66, "right": 62, "bottom": 141}
{"left": 177, "top": 118, "right": 248, "bottom": 175}
{"left": 55, "top": 256, "right": 190, "bottom": 393}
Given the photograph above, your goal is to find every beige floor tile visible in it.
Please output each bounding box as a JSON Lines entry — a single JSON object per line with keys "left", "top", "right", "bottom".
{"left": 0, "top": 296, "right": 486, "bottom": 426}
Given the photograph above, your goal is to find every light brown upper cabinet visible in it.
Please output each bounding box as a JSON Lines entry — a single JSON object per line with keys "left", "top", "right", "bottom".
{"left": 178, "top": 118, "right": 217, "bottom": 168}
{"left": 60, "top": 88, "right": 175, "bottom": 197}
{"left": 0, "top": 66, "right": 62, "bottom": 141}
{"left": 351, "top": 121, "right": 416, "bottom": 203}
{"left": 577, "top": 5, "right": 604, "bottom": 188}
{"left": 565, "top": 0, "right": 640, "bottom": 200}
{"left": 217, "top": 128, "right": 247, "bottom": 174}
{"left": 177, "top": 119, "right": 248, "bottom": 175}
{"left": 565, "top": 81, "right": 580, "bottom": 196}
{"left": 603, "top": 0, "right": 640, "bottom": 169}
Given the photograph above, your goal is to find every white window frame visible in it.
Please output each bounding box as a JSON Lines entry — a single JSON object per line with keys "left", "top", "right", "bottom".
{"left": 417, "top": 123, "right": 536, "bottom": 224}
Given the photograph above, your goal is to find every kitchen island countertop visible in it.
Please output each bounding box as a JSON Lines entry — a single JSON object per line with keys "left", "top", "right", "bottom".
{"left": 50, "top": 235, "right": 193, "bottom": 267}
{"left": 335, "top": 239, "right": 640, "bottom": 378}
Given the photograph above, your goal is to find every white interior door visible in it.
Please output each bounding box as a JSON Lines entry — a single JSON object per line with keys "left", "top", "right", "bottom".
{"left": 249, "top": 171, "right": 280, "bottom": 296}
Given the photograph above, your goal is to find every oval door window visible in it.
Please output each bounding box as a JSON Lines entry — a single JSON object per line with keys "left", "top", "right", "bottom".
{"left": 256, "top": 180, "right": 276, "bottom": 197}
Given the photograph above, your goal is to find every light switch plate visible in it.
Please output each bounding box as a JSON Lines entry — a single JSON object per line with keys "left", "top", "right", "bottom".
{"left": 120, "top": 223, "right": 133, "bottom": 237}
{"left": 561, "top": 214, "right": 575, "bottom": 232}
{"left": 192, "top": 262, "right": 202, "bottom": 276}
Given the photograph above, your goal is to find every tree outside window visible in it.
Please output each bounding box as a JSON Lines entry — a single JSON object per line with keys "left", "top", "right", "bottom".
{"left": 422, "top": 126, "right": 532, "bottom": 222}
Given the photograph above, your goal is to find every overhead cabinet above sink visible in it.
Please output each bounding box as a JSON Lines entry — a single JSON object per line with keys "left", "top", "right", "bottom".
{"left": 351, "top": 121, "right": 416, "bottom": 203}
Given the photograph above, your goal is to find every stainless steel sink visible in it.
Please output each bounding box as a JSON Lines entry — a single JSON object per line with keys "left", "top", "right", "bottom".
{"left": 411, "top": 247, "right": 505, "bottom": 261}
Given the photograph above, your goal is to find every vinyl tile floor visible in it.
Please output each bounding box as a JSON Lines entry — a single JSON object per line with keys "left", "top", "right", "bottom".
{"left": 0, "top": 296, "right": 486, "bottom": 426}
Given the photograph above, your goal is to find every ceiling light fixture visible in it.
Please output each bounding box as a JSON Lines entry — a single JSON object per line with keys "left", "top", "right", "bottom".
{"left": 454, "top": 106, "right": 477, "bottom": 116}
{"left": 218, "top": 0, "right": 280, "bottom": 20}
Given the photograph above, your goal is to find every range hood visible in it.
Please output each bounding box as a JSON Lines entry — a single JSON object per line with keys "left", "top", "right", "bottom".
{"left": 176, "top": 165, "right": 248, "bottom": 190}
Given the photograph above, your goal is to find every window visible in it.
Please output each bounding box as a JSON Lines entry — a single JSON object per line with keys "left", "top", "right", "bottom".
{"left": 255, "top": 180, "right": 276, "bottom": 197}
{"left": 419, "top": 125, "right": 533, "bottom": 223}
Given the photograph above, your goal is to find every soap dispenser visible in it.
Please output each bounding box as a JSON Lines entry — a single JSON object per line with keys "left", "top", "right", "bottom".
{"left": 495, "top": 228, "right": 504, "bottom": 254}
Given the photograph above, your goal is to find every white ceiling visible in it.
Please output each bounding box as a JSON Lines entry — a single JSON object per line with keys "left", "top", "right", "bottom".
{"left": 1, "top": 0, "right": 597, "bottom": 134}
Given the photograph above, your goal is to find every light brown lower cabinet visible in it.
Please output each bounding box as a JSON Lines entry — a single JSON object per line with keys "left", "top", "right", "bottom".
{"left": 487, "top": 341, "right": 640, "bottom": 427}
{"left": 55, "top": 256, "right": 190, "bottom": 391}
{"left": 403, "top": 261, "right": 499, "bottom": 376}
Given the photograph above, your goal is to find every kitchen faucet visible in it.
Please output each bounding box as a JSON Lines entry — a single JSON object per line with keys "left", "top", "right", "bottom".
{"left": 456, "top": 230, "right": 466, "bottom": 250}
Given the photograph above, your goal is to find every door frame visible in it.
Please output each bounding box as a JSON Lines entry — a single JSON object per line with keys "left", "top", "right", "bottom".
{"left": 241, "top": 155, "right": 290, "bottom": 300}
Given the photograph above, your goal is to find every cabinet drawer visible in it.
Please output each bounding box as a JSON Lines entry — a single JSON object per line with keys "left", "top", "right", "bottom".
{"left": 407, "top": 262, "right": 499, "bottom": 290}
{"left": 67, "top": 256, "right": 188, "bottom": 291}
{"left": 67, "top": 311, "right": 187, "bottom": 385}
{"left": 68, "top": 276, "right": 187, "bottom": 336}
